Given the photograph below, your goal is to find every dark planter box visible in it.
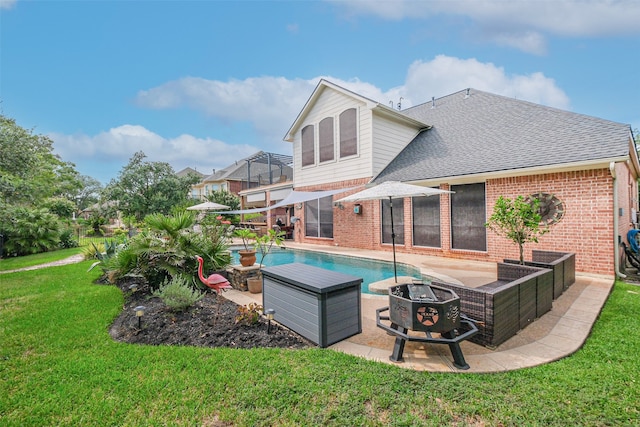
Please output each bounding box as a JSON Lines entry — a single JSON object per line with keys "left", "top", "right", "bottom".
{"left": 261, "top": 263, "right": 362, "bottom": 348}
{"left": 505, "top": 251, "right": 575, "bottom": 300}
{"left": 435, "top": 262, "right": 554, "bottom": 347}
{"left": 388, "top": 283, "right": 461, "bottom": 333}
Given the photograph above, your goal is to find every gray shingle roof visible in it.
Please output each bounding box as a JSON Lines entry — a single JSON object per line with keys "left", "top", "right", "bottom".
{"left": 373, "top": 88, "right": 632, "bottom": 183}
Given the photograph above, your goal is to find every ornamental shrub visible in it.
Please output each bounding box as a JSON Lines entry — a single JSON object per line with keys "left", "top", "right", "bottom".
{"left": 153, "top": 275, "right": 204, "bottom": 312}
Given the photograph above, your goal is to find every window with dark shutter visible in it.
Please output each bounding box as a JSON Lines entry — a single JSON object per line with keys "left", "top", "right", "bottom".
{"left": 382, "top": 198, "right": 404, "bottom": 245}
{"left": 412, "top": 195, "right": 441, "bottom": 247}
{"left": 451, "top": 183, "right": 486, "bottom": 251}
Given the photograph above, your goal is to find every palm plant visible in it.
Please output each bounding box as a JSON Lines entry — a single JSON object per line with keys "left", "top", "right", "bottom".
{"left": 2, "top": 207, "right": 60, "bottom": 256}
{"left": 110, "top": 212, "right": 231, "bottom": 290}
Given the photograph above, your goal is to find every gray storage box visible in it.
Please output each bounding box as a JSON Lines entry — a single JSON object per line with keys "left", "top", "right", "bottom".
{"left": 261, "top": 263, "right": 363, "bottom": 348}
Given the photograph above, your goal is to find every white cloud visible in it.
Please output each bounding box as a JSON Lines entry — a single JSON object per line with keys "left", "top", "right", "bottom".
{"left": 0, "top": 0, "right": 17, "bottom": 10}
{"left": 329, "top": 0, "right": 640, "bottom": 54}
{"left": 50, "top": 125, "right": 260, "bottom": 181}
{"left": 134, "top": 56, "right": 568, "bottom": 127}
{"left": 135, "top": 77, "right": 316, "bottom": 142}
{"left": 397, "top": 56, "right": 570, "bottom": 109}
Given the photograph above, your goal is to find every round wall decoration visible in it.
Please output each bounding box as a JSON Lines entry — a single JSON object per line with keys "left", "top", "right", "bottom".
{"left": 527, "top": 192, "right": 565, "bottom": 225}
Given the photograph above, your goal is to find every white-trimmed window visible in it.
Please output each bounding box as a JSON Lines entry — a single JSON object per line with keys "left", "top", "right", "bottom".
{"left": 301, "top": 124, "right": 315, "bottom": 167}
{"left": 318, "top": 117, "right": 334, "bottom": 163}
{"left": 339, "top": 108, "right": 357, "bottom": 158}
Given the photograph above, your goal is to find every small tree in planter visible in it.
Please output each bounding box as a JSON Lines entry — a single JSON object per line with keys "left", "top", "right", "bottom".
{"left": 246, "top": 228, "right": 285, "bottom": 293}
{"left": 234, "top": 228, "right": 257, "bottom": 266}
{"left": 485, "top": 195, "right": 548, "bottom": 264}
{"left": 255, "top": 228, "right": 286, "bottom": 269}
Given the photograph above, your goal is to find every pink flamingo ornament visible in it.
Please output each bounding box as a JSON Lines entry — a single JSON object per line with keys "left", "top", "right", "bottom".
{"left": 195, "top": 255, "right": 232, "bottom": 294}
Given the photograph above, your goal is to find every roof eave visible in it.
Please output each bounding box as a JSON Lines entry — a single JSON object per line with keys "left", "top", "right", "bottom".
{"left": 405, "top": 157, "right": 631, "bottom": 186}
{"left": 372, "top": 104, "right": 432, "bottom": 129}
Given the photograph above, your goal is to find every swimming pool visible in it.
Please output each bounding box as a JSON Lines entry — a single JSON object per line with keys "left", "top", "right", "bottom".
{"left": 231, "top": 247, "right": 421, "bottom": 294}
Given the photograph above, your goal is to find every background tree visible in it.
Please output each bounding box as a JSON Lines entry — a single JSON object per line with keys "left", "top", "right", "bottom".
{"left": 0, "top": 115, "right": 82, "bottom": 205}
{"left": 485, "top": 195, "right": 548, "bottom": 264}
{"left": 103, "top": 151, "right": 200, "bottom": 220}
{"left": 75, "top": 175, "right": 103, "bottom": 211}
{"left": 204, "top": 189, "right": 241, "bottom": 224}
{"left": 0, "top": 115, "right": 88, "bottom": 256}
{"left": 205, "top": 189, "right": 241, "bottom": 210}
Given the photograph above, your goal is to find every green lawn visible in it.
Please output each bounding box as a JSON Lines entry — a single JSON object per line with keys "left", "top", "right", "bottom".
{"left": 1, "top": 261, "right": 639, "bottom": 426}
{"left": 0, "top": 247, "right": 83, "bottom": 272}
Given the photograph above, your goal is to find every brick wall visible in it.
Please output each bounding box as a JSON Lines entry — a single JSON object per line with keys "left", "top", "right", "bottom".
{"left": 295, "top": 178, "right": 371, "bottom": 248}
{"left": 484, "top": 169, "right": 615, "bottom": 275}
{"left": 293, "top": 165, "right": 637, "bottom": 275}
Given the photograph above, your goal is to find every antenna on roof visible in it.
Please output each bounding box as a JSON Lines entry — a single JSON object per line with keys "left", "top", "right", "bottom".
{"left": 397, "top": 97, "right": 403, "bottom": 111}
{"left": 431, "top": 96, "right": 435, "bottom": 109}
{"left": 389, "top": 101, "right": 394, "bottom": 108}
{"left": 465, "top": 88, "right": 470, "bottom": 99}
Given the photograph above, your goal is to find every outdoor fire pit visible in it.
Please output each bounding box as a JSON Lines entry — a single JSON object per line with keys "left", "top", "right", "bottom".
{"left": 376, "top": 282, "right": 478, "bottom": 370}
{"left": 388, "top": 283, "right": 461, "bottom": 333}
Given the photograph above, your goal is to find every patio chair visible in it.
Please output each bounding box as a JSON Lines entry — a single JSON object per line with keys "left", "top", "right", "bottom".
{"left": 621, "top": 241, "right": 640, "bottom": 270}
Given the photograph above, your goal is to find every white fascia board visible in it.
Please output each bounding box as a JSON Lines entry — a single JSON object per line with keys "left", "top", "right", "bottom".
{"left": 410, "top": 157, "right": 629, "bottom": 186}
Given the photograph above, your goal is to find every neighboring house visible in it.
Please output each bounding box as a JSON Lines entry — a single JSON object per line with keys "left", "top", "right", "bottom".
{"left": 284, "top": 79, "right": 639, "bottom": 276}
{"left": 176, "top": 167, "right": 205, "bottom": 179}
{"left": 189, "top": 151, "right": 293, "bottom": 200}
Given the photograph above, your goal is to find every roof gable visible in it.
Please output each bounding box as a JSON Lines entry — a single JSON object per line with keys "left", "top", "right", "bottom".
{"left": 284, "top": 79, "right": 428, "bottom": 142}
{"left": 284, "top": 79, "right": 378, "bottom": 142}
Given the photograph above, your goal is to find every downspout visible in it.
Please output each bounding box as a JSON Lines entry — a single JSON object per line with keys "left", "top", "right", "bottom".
{"left": 610, "top": 162, "right": 626, "bottom": 279}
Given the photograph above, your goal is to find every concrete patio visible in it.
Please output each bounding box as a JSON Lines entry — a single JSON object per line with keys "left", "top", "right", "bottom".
{"left": 223, "top": 242, "right": 614, "bottom": 373}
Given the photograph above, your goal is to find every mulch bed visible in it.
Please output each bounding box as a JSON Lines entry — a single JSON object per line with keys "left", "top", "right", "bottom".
{"left": 107, "top": 276, "right": 314, "bottom": 349}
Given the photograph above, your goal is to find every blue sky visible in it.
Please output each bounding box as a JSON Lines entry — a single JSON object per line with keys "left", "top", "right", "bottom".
{"left": 1, "top": 0, "right": 639, "bottom": 184}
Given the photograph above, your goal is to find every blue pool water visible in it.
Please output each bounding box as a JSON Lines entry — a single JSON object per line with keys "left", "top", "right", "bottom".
{"left": 232, "top": 247, "right": 421, "bottom": 294}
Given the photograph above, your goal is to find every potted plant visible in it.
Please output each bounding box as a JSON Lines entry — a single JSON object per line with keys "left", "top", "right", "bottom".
{"left": 234, "top": 228, "right": 257, "bottom": 267}
{"left": 246, "top": 228, "right": 285, "bottom": 293}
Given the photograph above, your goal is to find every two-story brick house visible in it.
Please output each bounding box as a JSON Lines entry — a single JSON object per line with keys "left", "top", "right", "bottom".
{"left": 284, "top": 79, "right": 639, "bottom": 276}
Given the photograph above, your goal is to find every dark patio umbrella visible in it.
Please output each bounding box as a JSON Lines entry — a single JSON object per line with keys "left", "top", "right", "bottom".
{"left": 336, "top": 181, "right": 452, "bottom": 282}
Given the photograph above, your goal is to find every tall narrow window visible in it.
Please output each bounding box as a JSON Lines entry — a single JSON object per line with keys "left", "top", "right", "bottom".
{"left": 301, "top": 125, "right": 315, "bottom": 167}
{"left": 413, "top": 195, "right": 441, "bottom": 247}
{"left": 304, "top": 196, "right": 334, "bottom": 238}
{"left": 339, "top": 108, "right": 357, "bottom": 158}
{"left": 319, "top": 117, "right": 334, "bottom": 162}
{"left": 382, "top": 198, "right": 404, "bottom": 245}
{"left": 450, "top": 183, "right": 486, "bottom": 251}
